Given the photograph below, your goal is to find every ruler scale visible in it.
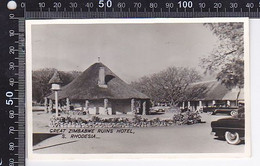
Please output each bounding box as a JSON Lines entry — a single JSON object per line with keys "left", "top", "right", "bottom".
{"left": 16, "top": 18, "right": 25, "bottom": 166}
{"left": 0, "top": 1, "right": 26, "bottom": 166}
{"left": 24, "top": 11, "right": 260, "bottom": 18}
{"left": 0, "top": 0, "right": 259, "bottom": 165}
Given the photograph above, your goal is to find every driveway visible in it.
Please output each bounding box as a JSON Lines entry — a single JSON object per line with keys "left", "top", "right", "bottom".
{"left": 33, "top": 113, "right": 244, "bottom": 154}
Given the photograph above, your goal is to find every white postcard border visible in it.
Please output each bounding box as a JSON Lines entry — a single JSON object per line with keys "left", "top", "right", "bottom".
{"left": 26, "top": 18, "right": 250, "bottom": 160}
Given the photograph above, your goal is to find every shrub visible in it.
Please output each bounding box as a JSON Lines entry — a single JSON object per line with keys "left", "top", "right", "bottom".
{"left": 173, "top": 111, "right": 202, "bottom": 125}
{"left": 49, "top": 111, "right": 202, "bottom": 128}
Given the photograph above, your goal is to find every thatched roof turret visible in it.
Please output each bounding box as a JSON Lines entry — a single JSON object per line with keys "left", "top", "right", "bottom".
{"left": 48, "top": 63, "right": 149, "bottom": 100}
{"left": 49, "top": 70, "right": 63, "bottom": 84}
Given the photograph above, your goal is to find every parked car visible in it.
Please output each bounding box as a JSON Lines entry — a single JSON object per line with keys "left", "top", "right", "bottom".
{"left": 150, "top": 106, "right": 170, "bottom": 114}
{"left": 203, "top": 104, "right": 238, "bottom": 116}
{"left": 210, "top": 107, "right": 245, "bottom": 145}
{"left": 213, "top": 107, "right": 238, "bottom": 116}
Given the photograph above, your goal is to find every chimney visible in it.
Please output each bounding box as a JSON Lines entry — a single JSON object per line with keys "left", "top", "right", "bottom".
{"left": 98, "top": 67, "right": 107, "bottom": 88}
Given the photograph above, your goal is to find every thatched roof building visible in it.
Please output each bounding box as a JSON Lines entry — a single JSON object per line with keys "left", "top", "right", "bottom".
{"left": 182, "top": 80, "right": 244, "bottom": 110}
{"left": 47, "top": 62, "right": 150, "bottom": 115}
{"left": 48, "top": 62, "right": 148, "bottom": 100}
{"left": 187, "top": 80, "right": 233, "bottom": 101}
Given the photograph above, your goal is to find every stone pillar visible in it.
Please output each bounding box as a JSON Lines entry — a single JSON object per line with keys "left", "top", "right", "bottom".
{"left": 66, "top": 98, "right": 70, "bottom": 112}
{"left": 111, "top": 103, "right": 116, "bottom": 115}
{"left": 182, "top": 101, "right": 185, "bottom": 109}
{"left": 96, "top": 107, "right": 99, "bottom": 115}
{"left": 104, "top": 99, "right": 108, "bottom": 115}
{"left": 55, "top": 91, "right": 58, "bottom": 117}
{"left": 85, "top": 100, "right": 89, "bottom": 109}
{"left": 227, "top": 100, "right": 231, "bottom": 107}
{"left": 44, "top": 97, "right": 48, "bottom": 113}
{"left": 131, "top": 99, "right": 135, "bottom": 114}
{"left": 58, "top": 103, "right": 62, "bottom": 112}
{"left": 188, "top": 101, "right": 191, "bottom": 109}
{"left": 85, "top": 100, "right": 89, "bottom": 113}
{"left": 192, "top": 106, "right": 195, "bottom": 111}
{"left": 199, "top": 101, "right": 202, "bottom": 110}
{"left": 48, "top": 100, "right": 53, "bottom": 113}
{"left": 142, "top": 101, "right": 146, "bottom": 115}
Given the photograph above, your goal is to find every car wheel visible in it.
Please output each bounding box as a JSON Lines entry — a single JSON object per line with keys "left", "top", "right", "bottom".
{"left": 230, "top": 110, "right": 238, "bottom": 116}
{"left": 225, "top": 131, "right": 241, "bottom": 145}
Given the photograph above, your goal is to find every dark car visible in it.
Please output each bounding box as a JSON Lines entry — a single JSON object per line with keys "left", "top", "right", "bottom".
{"left": 203, "top": 104, "right": 238, "bottom": 116}
{"left": 213, "top": 107, "right": 238, "bottom": 116}
{"left": 210, "top": 107, "right": 245, "bottom": 145}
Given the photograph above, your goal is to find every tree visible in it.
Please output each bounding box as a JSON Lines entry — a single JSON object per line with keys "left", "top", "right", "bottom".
{"left": 216, "top": 59, "right": 244, "bottom": 89}
{"left": 131, "top": 67, "right": 201, "bottom": 105}
{"left": 185, "top": 84, "right": 208, "bottom": 101}
{"left": 201, "top": 23, "right": 244, "bottom": 89}
{"left": 32, "top": 68, "right": 82, "bottom": 103}
{"left": 32, "top": 68, "right": 55, "bottom": 103}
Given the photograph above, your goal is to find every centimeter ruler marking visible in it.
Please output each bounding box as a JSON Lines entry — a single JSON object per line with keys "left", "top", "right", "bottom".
{"left": 25, "top": 11, "right": 260, "bottom": 18}
{"left": 22, "top": 0, "right": 260, "bottom": 18}
{"left": 17, "top": 18, "right": 25, "bottom": 166}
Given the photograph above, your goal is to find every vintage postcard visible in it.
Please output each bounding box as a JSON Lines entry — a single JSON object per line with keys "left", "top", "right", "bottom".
{"left": 26, "top": 18, "right": 250, "bottom": 160}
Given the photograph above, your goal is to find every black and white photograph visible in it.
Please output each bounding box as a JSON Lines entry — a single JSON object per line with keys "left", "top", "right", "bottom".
{"left": 26, "top": 18, "right": 250, "bottom": 159}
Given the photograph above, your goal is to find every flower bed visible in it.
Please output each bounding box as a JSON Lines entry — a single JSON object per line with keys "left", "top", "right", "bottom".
{"left": 49, "top": 111, "right": 203, "bottom": 128}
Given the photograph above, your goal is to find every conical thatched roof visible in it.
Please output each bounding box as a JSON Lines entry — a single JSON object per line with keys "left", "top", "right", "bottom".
{"left": 48, "top": 63, "right": 149, "bottom": 100}
{"left": 49, "top": 70, "right": 63, "bottom": 84}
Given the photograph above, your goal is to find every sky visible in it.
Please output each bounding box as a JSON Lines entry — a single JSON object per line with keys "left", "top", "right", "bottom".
{"left": 31, "top": 22, "right": 219, "bottom": 83}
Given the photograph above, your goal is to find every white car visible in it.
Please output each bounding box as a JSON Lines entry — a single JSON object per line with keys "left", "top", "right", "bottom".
{"left": 150, "top": 106, "right": 170, "bottom": 113}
